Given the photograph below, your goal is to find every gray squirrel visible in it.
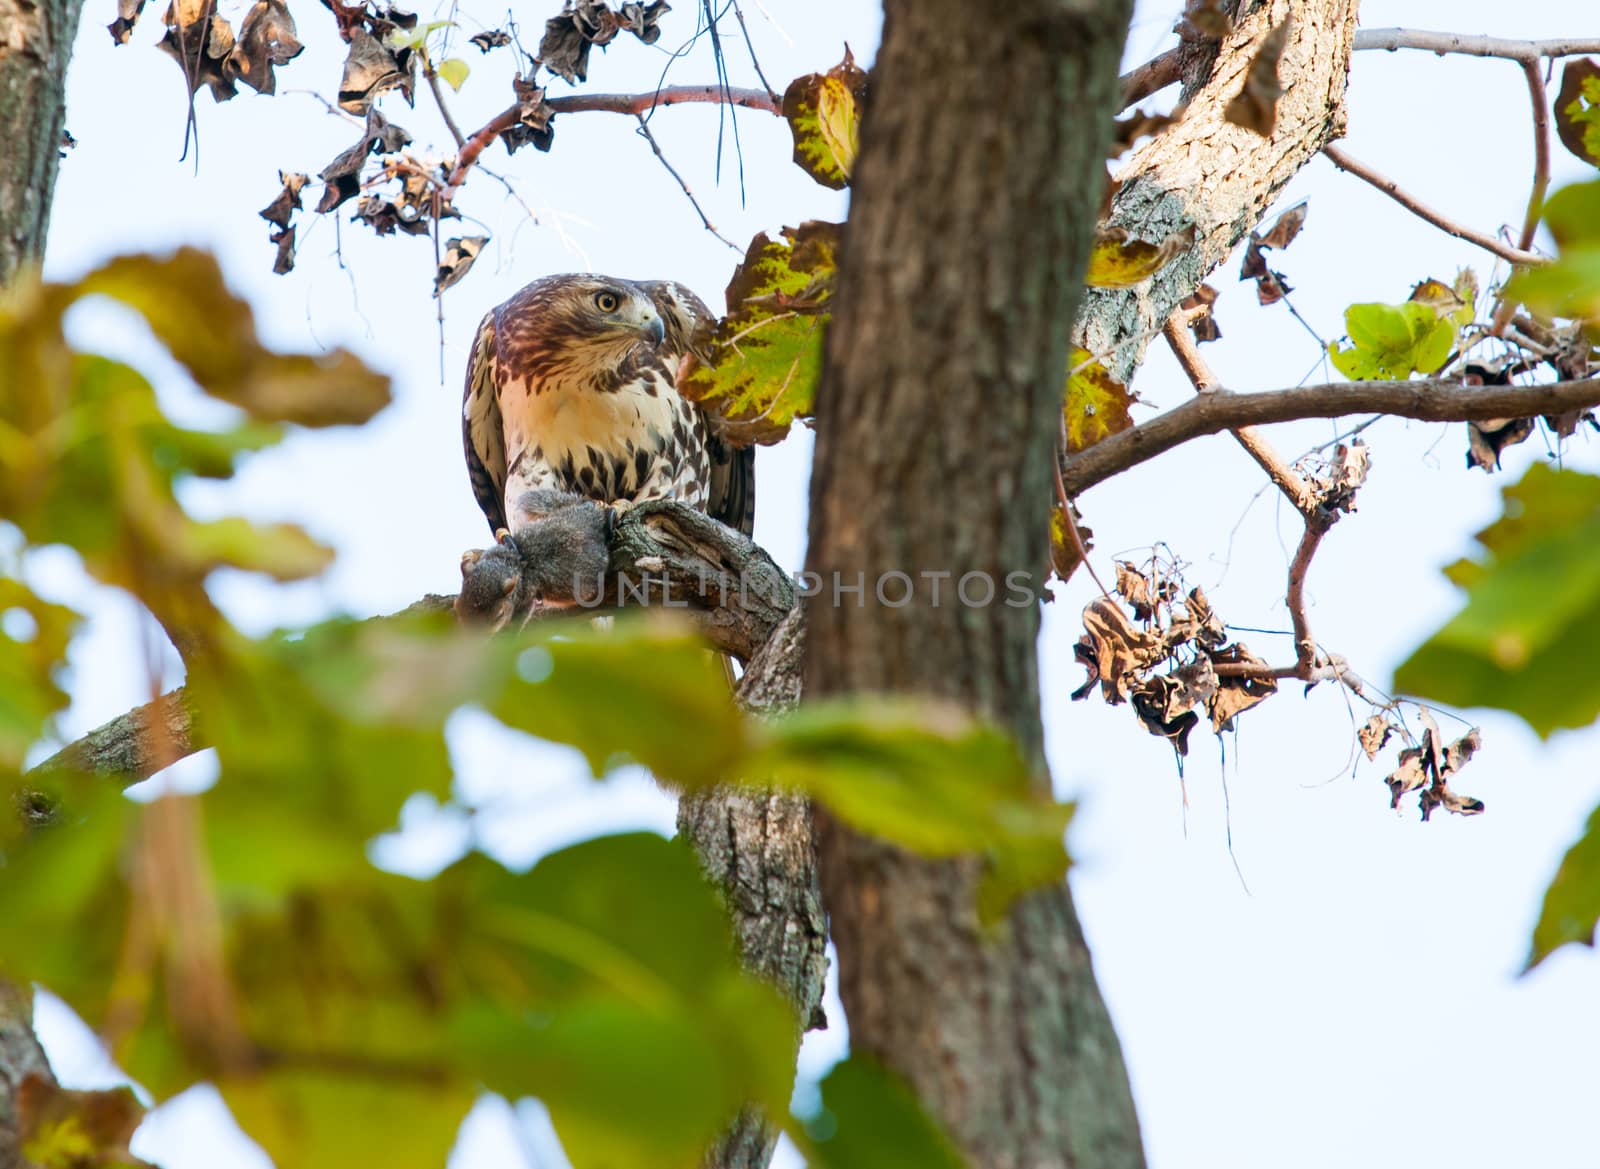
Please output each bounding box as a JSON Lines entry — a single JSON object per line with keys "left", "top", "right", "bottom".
{"left": 455, "top": 489, "right": 614, "bottom": 629}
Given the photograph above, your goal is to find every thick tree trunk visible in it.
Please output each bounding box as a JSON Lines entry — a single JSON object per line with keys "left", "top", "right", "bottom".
{"left": 804, "top": 2, "right": 1143, "bottom": 1167}
{"left": 0, "top": 0, "right": 80, "bottom": 285}
{"left": 0, "top": 0, "right": 81, "bottom": 1158}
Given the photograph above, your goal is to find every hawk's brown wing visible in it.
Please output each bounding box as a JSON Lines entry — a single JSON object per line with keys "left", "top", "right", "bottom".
{"left": 461, "top": 310, "right": 508, "bottom": 534}
{"left": 638, "top": 279, "right": 756, "bottom": 538}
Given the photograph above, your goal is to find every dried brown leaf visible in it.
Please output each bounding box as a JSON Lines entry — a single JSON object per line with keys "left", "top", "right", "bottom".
{"left": 228, "top": 0, "right": 302, "bottom": 95}
{"left": 1257, "top": 202, "right": 1307, "bottom": 251}
{"left": 1358, "top": 713, "right": 1394, "bottom": 761}
{"left": 434, "top": 235, "right": 487, "bottom": 296}
{"left": 469, "top": 28, "right": 511, "bottom": 52}
{"left": 1387, "top": 747, "right": 1428, "bottom": 808}
{"left": 157, "top": 0, "right": 238, "bottom": 101}
{"left": 1206, "top": 642, "right": 1278, "bottom": 731}
{"left": 270, "top": 224, "right": 296, "bottom": 274}
{"left": 1225, "top": 15, "right": 1292, "bottom": 137}
{"left": 1077, "top": 597, "right": 1167, "bottom": 705}
{"left": 1110, "top": 108, "right": 1175, "bottom": 155}
{"left": 1049, "top": 502, "right": 1091, "bottom": 584}
{"left": 338, "top": 25, "right": 409, "bottom": 115}
{"left": 504, "top": 76, "right": 557, "bottom": 154}
{"left": 1181, "top": 282, "right": 1222, "bottom": 342}
{"left": 1115, "top": 560, "right": 1157, "bottom": 622}
{"left": 108, "top": 0, "right": 147, "bottom": 43}
{"left": 258, "top": 170, "right": 308, "bottom": 229}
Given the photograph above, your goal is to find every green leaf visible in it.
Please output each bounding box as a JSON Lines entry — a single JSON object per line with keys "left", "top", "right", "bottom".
{"left": 751, "top": 701, "right": 1073, "bottom": 922}
{"left": 1395, "top": 463, "right": 1600, "bottom": 735}
{"left": 0, "top": 578, "right": 81, "bottom": 775}
{"left": 1528, "top": 801, "right": 1600, "bottom": 968}
{"left": 794, "top": 1055, "right": 966, "bottom": 1169}
{"left": 223, "top": 1075, "right": 473, "bottom": 1169}
{"left": 1554, "top": 59, "right": 1600, "bottom": 166}
{"left": 782, "top": 48, "right": 867, "bottom": 189}
{"left": 1329, "top": 301, "right": 1455, "bottom": 381}
{"left": 680, "top": 222, "right": 839, "bottom": 446}
{"left": 75, "top": 249, "right": 390, "bottom": 427}
{"left": 435, "top": 56, "right": 469, "bottom": 91}
{"left": 485, "top": 618, "right": 748, "bottom": 787}
{"left": 1505, "top": 180, "right": 1600, "bottom": 320}
{"left": 1063, "top": 347, "right": 1134, "bottom": 453}
{"left": 384, "top": 18, "right": 454, "bottom": 51}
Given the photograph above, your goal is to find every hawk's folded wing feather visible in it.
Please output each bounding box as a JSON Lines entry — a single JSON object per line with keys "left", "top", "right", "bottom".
{"left": 461, "top": 311, "right": 508, "bottom": 534}
{"left": 639, "top": 279, "right": 756, "bottom": 538}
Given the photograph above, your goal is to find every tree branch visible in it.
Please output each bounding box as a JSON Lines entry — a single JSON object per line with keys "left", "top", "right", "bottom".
{"left": 30, "top": 503, "right": 796, "bottom": 789}
{"left": 1320, "top": 144, "right": 1545, "bottom": 267}
{"left": 633, "top": 114, "right": 744, "bottom": 252}
{"left": 1118, "top": 47, "right": 1181, "bottom": 107}
{"left": 1162, "top": 314, "right": 1319, "bottom": 515}
{"left": 444, "top": 85, "right": 781, "bottom": 201}
{"left": 1061, "top": 375, "right": 1600, "bottom": 496}
{"left": 1516, "top": 59, "right": 1551, "bottom": 254}
{"left": 1352, "top": 28, "right": 1600, "bottom": 62}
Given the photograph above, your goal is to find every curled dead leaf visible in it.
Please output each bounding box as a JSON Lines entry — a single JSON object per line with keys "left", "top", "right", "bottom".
{"left": 1181, "top": 283, "right": 1222, "bottom": 342}
{"left": 228, "top": 0, "right": 303, "bottom": 95}
{"left": 434, "top": 236, "right": 487, "bottom": 296}
{"left": 157, "top": 0, "right": 238, "bottom": 102}
{"left": 469, "top": 28, "right": 511, "bottom": 52}
{"left": 504, "top": 77, "right": 557, "bottom": 154}
{"left": 258, "top": 170, "right": 308, "bottom": 229}
{"left": 1205, "top": 642, "right": 1278, "bottom": 731}
{"left": 541, "top": 0, "right": 667, "bottom": 84}
{"left": 1049, "top": 502, "right": 1091, "bottom": 584}
{"left": 1225, "top": 14, "right": 1292, "bottom": 137}
{"left": 270, "top": 225, "right": 296, "bottom": 274}
{"left": 1358, "top": 713, "right": 1394, "bottom": 761}
{"left": 338, "top": 25, "right": 411, "bottom": 115}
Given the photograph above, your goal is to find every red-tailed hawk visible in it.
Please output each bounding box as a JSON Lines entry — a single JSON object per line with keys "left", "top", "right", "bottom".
{"left": 461, "top": 274, "right": 754, "bottom": 538}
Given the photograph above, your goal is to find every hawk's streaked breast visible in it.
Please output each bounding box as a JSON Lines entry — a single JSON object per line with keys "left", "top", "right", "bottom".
{"left": 460, "top": 273, "right": 753, "bottom": 538}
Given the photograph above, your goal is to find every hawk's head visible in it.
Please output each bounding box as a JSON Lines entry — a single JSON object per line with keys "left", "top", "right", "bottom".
{"left": 494, "top": 275, "right": 666, "bottom": 392}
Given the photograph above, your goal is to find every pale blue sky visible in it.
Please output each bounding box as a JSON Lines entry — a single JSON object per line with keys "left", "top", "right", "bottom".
{"left": 26, "top": 2, "right": 1600, "bottom": 1167}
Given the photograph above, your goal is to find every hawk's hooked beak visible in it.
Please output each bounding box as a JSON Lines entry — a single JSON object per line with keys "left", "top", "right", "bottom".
{"left": 639, "top": 312, "right": 665, "bottom": 347}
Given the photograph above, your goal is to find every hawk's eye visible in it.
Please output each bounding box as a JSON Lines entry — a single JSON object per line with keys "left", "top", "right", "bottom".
{"left": 594, "top": 290, "right": 621, "bottom": 313}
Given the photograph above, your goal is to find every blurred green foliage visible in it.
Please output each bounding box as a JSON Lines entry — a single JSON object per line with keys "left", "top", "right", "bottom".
{"left": 2, "top": 249, "right": 1076, "bottom": 1164}
{"left": 1401, "top": 178, "right": 1600, "bottom": 969}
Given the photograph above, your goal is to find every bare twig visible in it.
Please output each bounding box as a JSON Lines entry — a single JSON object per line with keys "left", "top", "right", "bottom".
{"left": 1162, "top": 315, "right": 1319, "bottom": 515}
{"left": 425, "top": 66, "right": 468, "bottom": 149}
{"left": 1353, "top": 28, "right": 1600, "bottom": 62}
{"left": 1320, "top": 144, "right": 1546, "bottom": 267}
{"left": 1118, "top": 47, "right": 1182, "bottom": 108}
{"left": 1284, "top": 511, "right": 1333, "bottom": 674}
{"left": 444, "top": 84, "right": 781, "bottom": 201}
{"left": 731, "top": 0, "right": 780, "bottom": 101}
{"left": 1516, "top": 59, "right": 1551, "bottom": 253}
{"left": 1061, "top": 374, "right": 1600, "bottom": 496}
{"left": 634, "top": 114, "right": 744, "bottom": 252}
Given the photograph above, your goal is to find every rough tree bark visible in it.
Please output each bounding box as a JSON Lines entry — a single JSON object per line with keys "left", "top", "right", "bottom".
{"left": 0, "top": 0, "right": 83, "bottom": 1156}
{"left": 804, "top": 2, "right": 1144, "bottom": 1166}
{"left": 0, "top": 0, "right": 80, "bottom": 286}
